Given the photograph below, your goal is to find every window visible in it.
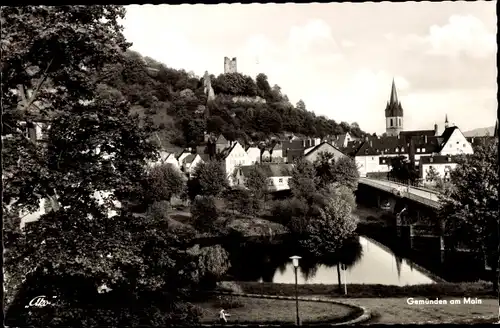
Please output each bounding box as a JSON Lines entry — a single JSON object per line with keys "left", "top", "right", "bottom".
{"left": 463, "top": 144, "right": 466, "bottom": 147}
{"left": 449, "top": 144, "right": 452, "bottom": 148}
{"left": 371, "top": 157, "right": 374, "bottom": 160}
{"left": 416, "top": 148, "right": 420, "bottom": 153}
{"left": 278, "top": 178, "right": 283, "bottom": 183}
{"left": 429, "top": 157, "right": 433, "bottom": 163}
{"left": 382, "top": 159, "right": 385, "bottom": 164}
{"left": 401, "top": 147, "right": 404, "bottom": 152}
{"left": 390, "top": 118, "right": 393, "bottom": 127}
{"left": 399, "top": 118, "right": 401, "bottom": 126}
{"left": 268, "top": 179, "right": 273, "bottom": 186}
{"left": 422, "top": 148, "right": 426, "bottom": 152}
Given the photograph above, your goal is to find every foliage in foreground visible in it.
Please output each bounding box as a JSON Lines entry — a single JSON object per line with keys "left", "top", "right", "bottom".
{"left": 439, "top": 140, "right": 499, "bottom": 291}
{"left": 2, "top": 5, "right": 202, "bottom": 326}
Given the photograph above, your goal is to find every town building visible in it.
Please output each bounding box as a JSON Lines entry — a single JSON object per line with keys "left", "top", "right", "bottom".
{"left": 219, "top": 141, "right": 253, "bottom": 185}
{"left": 352, "top": 80, "right": 475, "bottom": 178}
{"left": 245, "top": 146, "right": 262, "bottom": 164}
{"left": 303, "top": 141, "right": 347, "bottom": 163}
{"left": 419, "top": 155, "right": 459, "bottom": 184}
{"left": 234, "top": 163, "right": 294, "bottom": 192}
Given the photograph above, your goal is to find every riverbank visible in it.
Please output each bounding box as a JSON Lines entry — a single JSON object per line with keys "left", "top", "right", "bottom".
{"left": 222, "top": 281, "right": 497, "bottom": 299}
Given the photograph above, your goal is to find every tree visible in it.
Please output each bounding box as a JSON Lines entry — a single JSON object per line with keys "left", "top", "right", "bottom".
{"left": 188, "top": 161, "right": 229, "bottom": 199}
{"left": 289, "top": 158, "right": 318, "bottom": 204}
{"left": 207, "top": 116, "right": 226, "bottom": 135}
{"left": 313, "top": 152, "right": 337, "bottom": 188}
{"left": 6, "top": 211, "right": 203, "bottom": 327}
{"left": 145, "top": 163, "right": 185, "bottom": 205}
{"left": 296, "top": 99, "right": 306, "bottom": 111}
{"left": 195, "top": 244, "right": 231, "bottom": 288}
{"left": 191, "top": 195, "right": 219, "bottom": 233}
{"left": 331, "top": 156, "right": 360, "bottom": 190}
{"left": 244, "top": 166, "right": 269, "bottom": 200}
{"left": 255, "top": 73, "right": 272, "bottom": 100}
{"left": 183, "top": 118, "right": 206, "bottom": 146}
{"left": 425, "top": 166, "right": 440, "bottom": 183}
{"left": 2, "top": 6, "right": 200, "bottom": 325}
{"left": 439, "top": 141, "right": 499, "bottom": 291}
{"left": 313, "top": 153, "right": 359, "bottom": 191}
{"left": 299, "top": 190, "right": 359, "bottom": 257}
{"left": 389, "top": 156, "right": 419, "bottom": 182}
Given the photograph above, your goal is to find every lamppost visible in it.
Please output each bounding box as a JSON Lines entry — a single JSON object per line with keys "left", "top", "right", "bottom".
{"left": 290, "top": 255, "right": 301, "bottom": 326}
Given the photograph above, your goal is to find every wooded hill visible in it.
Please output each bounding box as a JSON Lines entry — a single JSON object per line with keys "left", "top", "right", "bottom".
{"left": 96, "top": 50, "right": 369, "bottom": 148}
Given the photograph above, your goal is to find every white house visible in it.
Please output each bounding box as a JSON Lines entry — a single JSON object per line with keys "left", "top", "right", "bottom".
{"left": 353, "top": 137, "right": 409, "bottom": 177}
{"left": 419, "top": 155, "right": 459, "bottom": 183}
{"left": 438, "top": 126, "right": 474, "bottom": 156}
{"left": 246, "top": 146, "right": 261, "bottom": 164}
{"left": 234, "top": 163, "right": 295, "bottom": 191}
{"left": 331, "top": 132, "right": 353, "bottom": 148}
{"left": 180, "top": 153, "right": 204, "bottom": 177}
{"left": 221, "top": 141, "right": 252, "bottom": 185}
{"left": 261, "top": 149, "right": 271, "bottom": 162}
{"left": 270, "top": 144, "right": 284, "bottom": 163}
{"left": 303, "top": 141, "right": 347, "bottom": 163}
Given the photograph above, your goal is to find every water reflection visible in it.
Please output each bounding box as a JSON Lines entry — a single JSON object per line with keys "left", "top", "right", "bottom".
{"left": 225, "top": 235, "right": 435, "bottom": 286}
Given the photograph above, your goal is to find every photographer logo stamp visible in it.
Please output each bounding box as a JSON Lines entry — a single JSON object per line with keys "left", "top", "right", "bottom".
{"left": 25, "top": 295, "right": 57, "bottom": 308}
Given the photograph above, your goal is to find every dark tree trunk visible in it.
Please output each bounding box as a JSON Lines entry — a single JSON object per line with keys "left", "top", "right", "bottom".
{"left": 337, "top": 263, "right": 342, "bottom": 292}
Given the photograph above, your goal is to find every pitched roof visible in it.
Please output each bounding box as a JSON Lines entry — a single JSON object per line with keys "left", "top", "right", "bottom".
{"left": 409, "top": 135, "right": 442, "bottom": 153}
{"left": 272, "top": 143, "right": 283, "bottom": 151}
{"left": 199, "top": 154, "right": 211, "bottom": 162}
{"left": 399, "top": 130, "right": 436, "bottom": 138}
{"left": 220, "top": 142, "right": 238, "bottom": 159}
{"left": 196, "top": 145, "right": 208, "bottom": 154}
{"left": 239, "top": 164, "right": 294, "bottom": 178}
{"left": 419, "top": 155, "right": 460, "bottom": 164}
{"left": 340, "top": 140, "right": 364, "bottom": 157}
{"left": 304, "top": 141, "right": 344, "bottom": 157}
{"left": 216, "top": 134, "right": 228, "bottom": 144}
{"left": 440, "top": 126, "right": 459, "bottom": 144}
{"left": 355, "top": 136, "right": 408, "bottom": 156}
{"left": 183, "top": 154, "right": 197, "bottom": 164}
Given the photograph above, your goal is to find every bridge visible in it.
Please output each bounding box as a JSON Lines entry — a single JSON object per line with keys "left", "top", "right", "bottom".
{"left": 359, "top": 177, "right": 441, "bottom": 209}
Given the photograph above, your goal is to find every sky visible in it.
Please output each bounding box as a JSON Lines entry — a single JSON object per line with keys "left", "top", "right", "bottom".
{"left": 121, "top": 2, "right": 497, "bottom": 135}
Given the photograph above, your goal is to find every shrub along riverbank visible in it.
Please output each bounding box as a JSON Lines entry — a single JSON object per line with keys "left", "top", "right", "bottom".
{"left": 223, "top": 281, "right": 497, "bottom": 299}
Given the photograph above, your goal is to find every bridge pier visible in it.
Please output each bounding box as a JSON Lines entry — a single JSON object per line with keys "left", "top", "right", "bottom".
{"left": 440, "top": 236, "right": 445, "bottom": 263}
{"left": 409, "top": 224, "right": 414, "bottom": 249}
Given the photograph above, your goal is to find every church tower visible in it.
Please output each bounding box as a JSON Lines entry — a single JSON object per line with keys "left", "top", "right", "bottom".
{"left": 385, "top": 79, "right": 404, "bottom": 136}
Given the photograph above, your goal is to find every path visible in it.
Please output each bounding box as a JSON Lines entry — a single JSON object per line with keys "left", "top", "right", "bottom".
{"left": 328, "top": 297, "right": 498, "bottom": 324}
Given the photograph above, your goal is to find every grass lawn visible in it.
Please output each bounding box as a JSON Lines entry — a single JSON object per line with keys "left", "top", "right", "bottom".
{"left": 195, "top": 296, "right": 359, "bottom": 324}
{"left": 338, "top": 298, "right": 499, "bottom": 324}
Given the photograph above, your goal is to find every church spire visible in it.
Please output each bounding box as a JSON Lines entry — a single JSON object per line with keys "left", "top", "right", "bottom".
{"left": 390, "top": 78, "right": 398, "bottom": 104}
{"left": 444, "top": 114, "right": 449, "bottom": 128}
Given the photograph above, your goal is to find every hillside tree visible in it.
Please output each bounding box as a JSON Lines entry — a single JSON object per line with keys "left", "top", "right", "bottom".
{"left": 439, "top": 141, "right": 499, "bottom": 291}
{"left": 187, "top": 161, "right": 229, "bottom": 199}
{"left": 2, "top": 5, "right": 201, "bottom": 326}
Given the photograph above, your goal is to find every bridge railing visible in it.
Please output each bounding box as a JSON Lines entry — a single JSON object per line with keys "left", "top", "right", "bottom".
{"left": 359, "top": 178, "right": 441, "bottom": 209}
{"left": 372, "top": 176, "right": 440, "bottom": 194}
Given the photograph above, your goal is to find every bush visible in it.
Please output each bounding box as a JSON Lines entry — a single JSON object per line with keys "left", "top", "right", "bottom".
{"left": 270, "top": 198, "right": 308, "bottom": 226}
{"left": 215, "top": 295, "right": 244, "bottom": 309}
{"left": 191, "top": 196, "right": 218, "bottom": 233}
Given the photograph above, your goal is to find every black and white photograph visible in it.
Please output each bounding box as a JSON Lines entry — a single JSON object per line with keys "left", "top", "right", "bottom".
{"left": 2, "top": 2, "right": 498, "bottom": 326}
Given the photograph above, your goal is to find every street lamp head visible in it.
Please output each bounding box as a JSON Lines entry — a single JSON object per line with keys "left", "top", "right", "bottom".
{"left": 290, "top": 255, "right": 301, "bottom": 268}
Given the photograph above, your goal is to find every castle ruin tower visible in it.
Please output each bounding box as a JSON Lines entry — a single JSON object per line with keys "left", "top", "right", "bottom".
{"left": 385, "top": 78, "right": 404, "bottom": 136}
{"left": 223, "top": 56, "right": 237, "bottom": 74}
